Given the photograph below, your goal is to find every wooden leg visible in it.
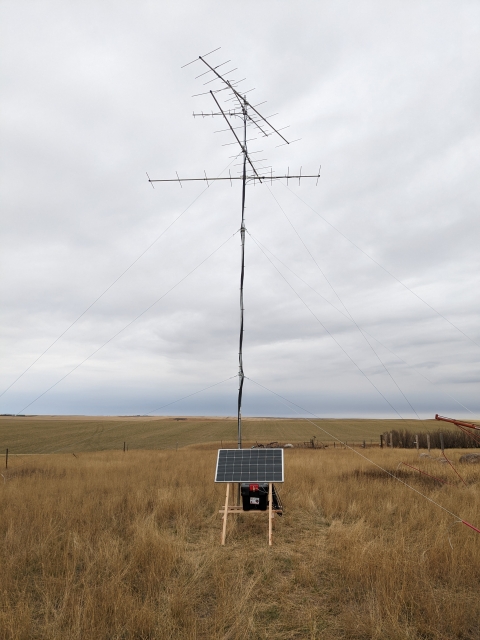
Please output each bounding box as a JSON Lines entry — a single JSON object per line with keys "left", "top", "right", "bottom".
{"left": 221, "top": 483, "right": 230, "bottom": 546}
{"left": 268, "top": 483, "right": 273, "bottom": 546}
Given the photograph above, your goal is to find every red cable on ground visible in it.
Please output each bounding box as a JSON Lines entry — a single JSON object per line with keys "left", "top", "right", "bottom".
{"left": 441, "top": 452, "right": 469, "bottom": 488}
{"left": 400, "top": 462, "right": 452, "bottom": 486}
{"left": 462, "top": 521, "right": 480, "bottom": 534}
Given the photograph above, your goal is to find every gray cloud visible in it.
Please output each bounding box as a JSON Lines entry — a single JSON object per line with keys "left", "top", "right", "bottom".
{"left": 1, "top": 0, "right": 479, "bottom": 419}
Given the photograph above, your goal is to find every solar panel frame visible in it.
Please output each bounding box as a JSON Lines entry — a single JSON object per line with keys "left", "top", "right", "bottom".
{"left": 214, "top": 448, "right": 284, "bottom": 483}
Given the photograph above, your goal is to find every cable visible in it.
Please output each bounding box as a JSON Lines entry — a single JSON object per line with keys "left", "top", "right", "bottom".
{"left": 15, "top": 232, "right": 238, "bottom": 415}
{"left": 1, "top": 158, "right": 238, "bottom": 401}
{"left": 250, "top": 232, "right": 474, "bottom": 416}
{"left": 246, "top": 376, "right": 480, "bottom": 533}
{"left": 267, "top": 187, "right": 426, "bottom": 426}
{"left": 399, "top": 462, "right": 452, "bottom": 486}
{"left": 282, "top": 184, "right": 480, "bottom": 350}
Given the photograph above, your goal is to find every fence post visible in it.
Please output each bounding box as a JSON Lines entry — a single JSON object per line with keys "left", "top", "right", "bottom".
{"left": 389, "top": 432, "right": 393, "bottom": 448}
{"left": 427, "top": 434, "right": 431, "bottom": 454}
{"left": 380, "top": 434, "right": 384, "bottom": 448}
{"left": 5, "top": 449, "right": 8, "bottom": 470}
{"left": 123, "top": 441, "right": 126, "bottom": 453}
{"left": 440, "top": 432, "right": 444, "bottom": 454}
{"left": 415, "top": 435, "right": 419, "bottom": 453}
{"left": 362, "top": 440, "right": 366, "bottom": 449}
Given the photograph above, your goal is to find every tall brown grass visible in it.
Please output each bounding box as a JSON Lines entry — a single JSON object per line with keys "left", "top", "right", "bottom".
{"left": 1, "top": 447, "right": 479, "bottom": 639}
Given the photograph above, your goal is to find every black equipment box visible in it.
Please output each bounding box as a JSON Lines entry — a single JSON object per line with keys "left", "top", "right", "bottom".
{"left": 241, "top": 483, "right": 268, "bottom": 511}
{"left": 240, "top": 483, "right": 282, "bottom": 512}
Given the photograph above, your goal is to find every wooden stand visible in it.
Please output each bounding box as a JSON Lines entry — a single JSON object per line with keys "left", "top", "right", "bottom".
{"left": 219, "top": 482, "right": 281, "bottom": 546}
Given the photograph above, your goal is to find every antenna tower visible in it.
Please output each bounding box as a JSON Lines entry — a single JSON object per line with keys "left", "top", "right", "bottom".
{"left": 148, "top": 49, "right": 320, "bottom": 450}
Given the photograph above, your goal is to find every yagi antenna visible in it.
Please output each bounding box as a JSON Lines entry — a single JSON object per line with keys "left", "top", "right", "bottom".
{"left": 148, "top": 53, "right": 321, "bottom": 454}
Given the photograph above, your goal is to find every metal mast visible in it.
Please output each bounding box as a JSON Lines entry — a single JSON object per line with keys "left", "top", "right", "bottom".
{"left": 148, "top": 49, "right": 320, "bottom": 449}
{"left": 237, "top": 96, "right": 247, "bottom": 449}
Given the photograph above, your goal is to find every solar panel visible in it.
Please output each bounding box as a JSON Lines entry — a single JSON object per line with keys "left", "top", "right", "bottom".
{"left": 215, "top": 449, "right": 284, "bottom": 483}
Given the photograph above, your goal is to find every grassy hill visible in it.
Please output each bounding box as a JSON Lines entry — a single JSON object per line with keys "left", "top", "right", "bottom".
{"left": 0, "top": 415, "right": 448, "bottom": 454}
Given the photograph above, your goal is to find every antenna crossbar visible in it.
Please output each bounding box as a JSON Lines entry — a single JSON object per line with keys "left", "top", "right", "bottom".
{"left": 181, "top": 47, "right": 221, "bottom": 69}
{"left": 195, "top": 59, "right": 231, "bottom": 79}
{"left": 203, "top": 68, "right": 238, "bottom": 85}
{"left": 148, "top": 172, "right": 320, "bottom": 185}
{"left": 192, "top": 111, "right": 243, "bottom": 118}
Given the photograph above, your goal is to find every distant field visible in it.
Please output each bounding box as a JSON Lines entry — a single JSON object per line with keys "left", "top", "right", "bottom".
{"left": 0, "top": 415, "right": 449, "bottom": 454}
{"left": 1, "top": 447, "right": 479, "bottom": 638}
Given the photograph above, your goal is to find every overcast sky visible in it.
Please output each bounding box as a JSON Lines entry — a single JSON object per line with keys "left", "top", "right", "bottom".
{"left": 1, "top": 0, "right": 479, "bottom": 419}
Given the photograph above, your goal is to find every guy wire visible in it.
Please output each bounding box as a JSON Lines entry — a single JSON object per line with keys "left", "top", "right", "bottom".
{"left": 15, "top": 232, "right": 238, "bottom": 415}
{"left": 145, "top": 375, "right": 237, "bottom": 416}
{"left": 248, "top": 232, "right": 474, "bottom": 416}
{"left": 248, "top": 232, "right": 414, "bottom": 421}
{"left": 0, "top": 158, "right": 239, "bottom": 402}
{"left": 267, "top": 186, "right": 427, "bottom": 428}
{"left": 281, "top": 184, "right": 480, "bottom": 350}
{"left": 246, "top": 376, "right": 476, "bottom": 528}
{"left": 27, "top": 376, "right": 238, "bottom": 455}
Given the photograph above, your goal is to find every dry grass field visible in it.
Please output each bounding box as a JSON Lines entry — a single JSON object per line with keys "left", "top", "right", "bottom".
{"left": 1, "top": 445, "right": 480, "bottom": 639}
{"left": 0, "top": 415, "right": 449, "bottom": 453}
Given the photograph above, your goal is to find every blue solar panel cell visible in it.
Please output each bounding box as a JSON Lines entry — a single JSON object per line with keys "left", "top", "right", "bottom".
{"left": 214, "top": 449, "right": 284, "bottom": 483}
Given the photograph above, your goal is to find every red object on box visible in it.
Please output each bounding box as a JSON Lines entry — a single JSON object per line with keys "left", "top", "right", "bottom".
{"left": 249, "top": 484, "right": 259, "bottom": 492}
